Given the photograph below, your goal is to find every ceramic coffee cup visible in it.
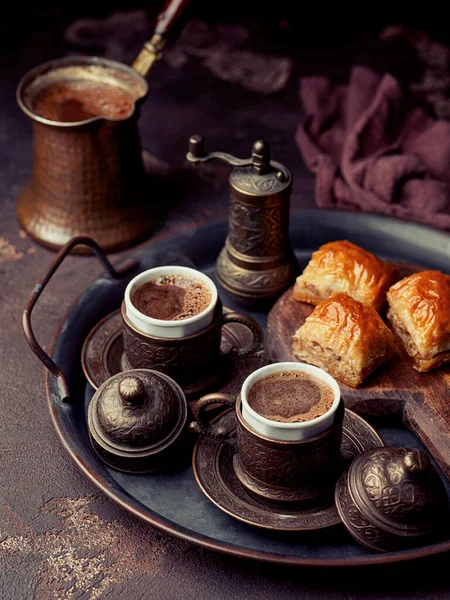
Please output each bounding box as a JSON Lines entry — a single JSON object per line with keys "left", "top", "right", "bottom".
{"left": 122, "top": 266, "right": 264, "bottom": 395}
{"left": 241, "top": 362, "right": 341, "bottom": 441}
{"left": 124, "top": 266, "right": 218, "bottom": 339}
{"left": 191, "top": 362, "right": 344, "bottom": 503}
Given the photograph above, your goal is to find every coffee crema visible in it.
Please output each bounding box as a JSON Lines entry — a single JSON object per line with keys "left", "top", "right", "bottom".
{"left": 32, "top": 80, "right": 135, "bottom": 122}
{"left": 247, "top": 370, "right": 335, "bottom": 423}
{"left": 131, "top": 274, "right": 213, "bottom": 321}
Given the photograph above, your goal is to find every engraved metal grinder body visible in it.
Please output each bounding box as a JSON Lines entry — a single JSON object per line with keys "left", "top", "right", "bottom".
{"left": 187, "top": 135, "right": 299, "bottom": 308}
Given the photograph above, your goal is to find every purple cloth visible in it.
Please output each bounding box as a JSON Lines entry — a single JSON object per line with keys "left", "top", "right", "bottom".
{"left": 295, "top": 66, "right": 450, "bottom": 231}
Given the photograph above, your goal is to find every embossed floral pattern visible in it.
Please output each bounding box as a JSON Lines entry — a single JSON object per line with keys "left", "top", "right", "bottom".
{"left": 217, "top": 247, "right": 293, "bottom": 291}
{"left": 123, "top": 325, "right": 221, "bottom": 384}
{"left": 235, "top": 419, "right": 339, "bottom": 490}
{"left": 336, "top": 470, "right": 390, "bottom": 551}
{"left": 228, "top": 201, "right": 287, "bottom": 256}
{"left": 361, "top": 448, "right": 434, "bottom": 522}
{"left": 97, "top": 374, "right": 176, "bottom": 445}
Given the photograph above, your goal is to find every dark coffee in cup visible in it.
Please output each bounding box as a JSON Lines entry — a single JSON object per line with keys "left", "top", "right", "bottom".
{"left": 131, "top": 274, "right": 213, "bottom": 321}
{"left": 32, "top": 81, "right": 135, "bottom": 122}
{"left": 247, "top": 370, "right": 335, "bottom": 423}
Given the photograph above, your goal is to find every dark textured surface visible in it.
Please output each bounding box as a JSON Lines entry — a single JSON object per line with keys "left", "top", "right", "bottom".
{"left": 2, "top": 7, "right": 450, "bottom": 599}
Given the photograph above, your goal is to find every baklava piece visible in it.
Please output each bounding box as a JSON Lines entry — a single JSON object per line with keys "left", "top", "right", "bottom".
{"left": 293, "top": 240, "right": 398, "bottom": 312}
{"left": 386, "top": 270, "right": 450, "bottom": 372}
{"left": 292, "top": 293, "right": 396, "bottom": 387}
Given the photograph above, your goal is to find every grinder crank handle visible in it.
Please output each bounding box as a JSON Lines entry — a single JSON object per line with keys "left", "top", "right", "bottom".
{"left": 186, "top": 135, "right": 283, "bottom": 178}
{"left": 22, "top": 236, "right": 137, "bottom": 404}
{"left": 132, "top": 0, "right": 191, "bottom": 77}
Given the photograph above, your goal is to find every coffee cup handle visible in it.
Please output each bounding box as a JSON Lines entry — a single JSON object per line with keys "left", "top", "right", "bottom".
{"left": 189, "top": 393, "right": 237, "bottom": 450}
{"left": 220, "top": 312, "right": 265, "bottom": 358}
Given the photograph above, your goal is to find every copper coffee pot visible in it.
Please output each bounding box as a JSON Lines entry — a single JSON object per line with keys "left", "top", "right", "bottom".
{"left": 187, "top": 135, "right": 299, "bottom": 308}
{"left": 16, "top": 0, "right": 189, "bottom": 254}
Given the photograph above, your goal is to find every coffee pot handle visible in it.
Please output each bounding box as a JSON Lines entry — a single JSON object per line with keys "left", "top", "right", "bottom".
{"left": 132, "top": 0, "right": 191, "bottom": 77}
{"left": 220, "top": 312, "right": 265, "bottom": 359}
{"left": 22, "top": 236, "right": 138, "bottom": 403}
{"left": 189, "top": 393, "right": 237, "bottom": 450}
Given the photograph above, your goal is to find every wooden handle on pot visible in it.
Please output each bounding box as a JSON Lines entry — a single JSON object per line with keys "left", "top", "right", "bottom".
{"left": 132, "top": 0, "right": 190, "bottom": 77}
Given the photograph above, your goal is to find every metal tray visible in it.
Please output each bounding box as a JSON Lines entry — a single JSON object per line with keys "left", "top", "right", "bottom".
{"left": 38, "top": 209, "right": 450, "bottom": 567}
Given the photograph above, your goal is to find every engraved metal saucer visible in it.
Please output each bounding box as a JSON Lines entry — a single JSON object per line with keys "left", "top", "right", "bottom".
{"left": 192, "top": 408, "right": 385, "bottom": 531}
{"left": 81, "top": 308, "right": 261, "bottom": 396}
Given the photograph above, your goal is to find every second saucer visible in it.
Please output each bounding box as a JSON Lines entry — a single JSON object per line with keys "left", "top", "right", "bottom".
{"left": 82, "top": 306, "right": 265, "bottom": 397}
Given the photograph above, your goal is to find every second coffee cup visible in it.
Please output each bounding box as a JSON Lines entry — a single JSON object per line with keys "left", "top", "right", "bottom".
{"left": 122, "top": 266, "right": 264, "bottom": 395}
{"left": 192, "top": 362, "right": 344, "bottom": 503}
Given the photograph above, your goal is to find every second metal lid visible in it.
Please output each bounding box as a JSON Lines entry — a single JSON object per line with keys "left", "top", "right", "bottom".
{"left": 335, "top": 447, "right": 448, "bottom": 552}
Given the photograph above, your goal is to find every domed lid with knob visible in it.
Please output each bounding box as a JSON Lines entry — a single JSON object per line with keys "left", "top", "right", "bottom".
{"left": 335, "top": 447, "right": 449, "bottom": 552}
{"left": 88, "top": 369, "right": 188, "bottom": 473}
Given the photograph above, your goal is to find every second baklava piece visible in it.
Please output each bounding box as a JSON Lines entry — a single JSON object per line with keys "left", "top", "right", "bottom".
{"left": 293, "top": 240, "right": 398, "bottom": 312}
{"left": 292, "top": 292, "right": 397, "bottom": 387}
{"left": 386, "top": 270, "right": 450, "bottom": 372}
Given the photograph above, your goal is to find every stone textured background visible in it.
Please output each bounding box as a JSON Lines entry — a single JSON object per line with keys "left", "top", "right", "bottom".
{"left": 1, "top": 7, "right": 450, "bottom": 598}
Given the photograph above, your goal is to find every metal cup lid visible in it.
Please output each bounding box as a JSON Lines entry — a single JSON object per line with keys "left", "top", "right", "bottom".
{"left": 335, "top": 447, "right": 448, "bottom": 552}
{"left": 88, "top": 369, "right": 188, "bottom": 473}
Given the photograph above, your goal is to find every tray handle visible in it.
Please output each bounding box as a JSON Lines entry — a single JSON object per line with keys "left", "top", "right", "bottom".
{"left": 22, "top": 236, "right": 138, "bottom": 404}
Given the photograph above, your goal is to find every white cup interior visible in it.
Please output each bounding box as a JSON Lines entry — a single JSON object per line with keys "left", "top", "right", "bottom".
{"left": 124, "top": 265, "right": 218, "bottom": 338}
{"left": 241, "top": 362, "right": 341, "bottom": 441}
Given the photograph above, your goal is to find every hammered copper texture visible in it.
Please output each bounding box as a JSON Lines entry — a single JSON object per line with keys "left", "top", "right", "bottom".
{"left": 17, "top": 111, "right": 155, "bottom": 253}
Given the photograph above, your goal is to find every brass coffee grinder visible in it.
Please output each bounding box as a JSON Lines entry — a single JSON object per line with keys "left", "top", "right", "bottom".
{"left": 187, "top": 135, "right": 299, "bottom": 308}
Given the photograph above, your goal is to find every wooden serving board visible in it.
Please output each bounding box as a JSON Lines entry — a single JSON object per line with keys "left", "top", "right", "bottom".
{"left": 266, "top": 264, "right": 450, "bottom": 480}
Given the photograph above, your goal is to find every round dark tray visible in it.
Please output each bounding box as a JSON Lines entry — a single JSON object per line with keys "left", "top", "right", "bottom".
{"left": 47, "top": 209, "right": 450, "bottom": 567}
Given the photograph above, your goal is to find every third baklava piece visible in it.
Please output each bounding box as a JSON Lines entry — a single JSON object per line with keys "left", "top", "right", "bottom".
{"left": 386, "top": 270, "right": 450, "bottom": 372}
{"left": 293, "top": 240, "right": 398, "bottom": 312}
{"left": 292, "top": 292, "right": 396, "bottom": 387}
